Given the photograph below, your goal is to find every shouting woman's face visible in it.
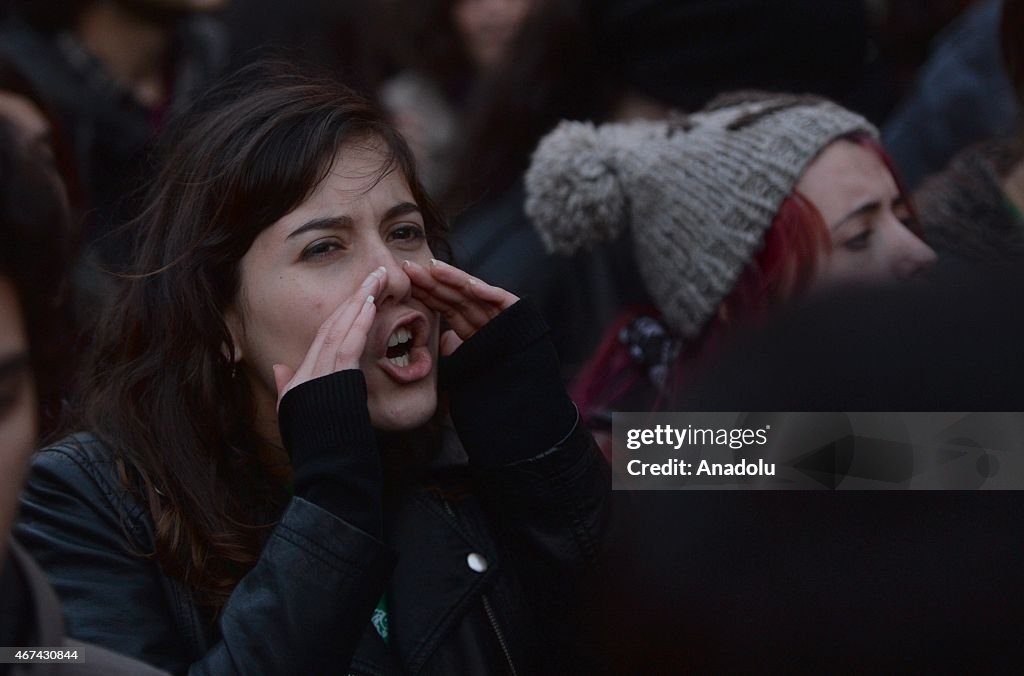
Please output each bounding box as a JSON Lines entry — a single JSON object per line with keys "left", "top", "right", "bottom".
{"left": 228, "top": 141, "right": 440, "bottom": 437}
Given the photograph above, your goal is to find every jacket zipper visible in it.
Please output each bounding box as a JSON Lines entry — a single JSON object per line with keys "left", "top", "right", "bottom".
{"left": 481, "top": 592, "right": 518, "bottom": 676}
{"left": 441, "top": 499, "right": 518, "bottom": 676}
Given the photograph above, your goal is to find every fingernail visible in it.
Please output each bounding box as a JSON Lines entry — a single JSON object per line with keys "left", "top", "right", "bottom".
{"left": 366, "top": 295, "right": 375, "bottom": 304}
{"left": 361, "top": 267, "right": 386, "bottom": 287}
{"left": 430, "top": 258, "right": 443, "bottom": 267}
{"left": 468, "top": 278, "right": 478, "bottom": 286}
{"left": 402, "top": 259, "right": 411, "bottom": 269}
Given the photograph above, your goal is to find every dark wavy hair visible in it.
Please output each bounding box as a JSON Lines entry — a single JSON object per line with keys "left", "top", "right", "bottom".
{"left": 76, "top": 64, "right": 447, "bottom": 612}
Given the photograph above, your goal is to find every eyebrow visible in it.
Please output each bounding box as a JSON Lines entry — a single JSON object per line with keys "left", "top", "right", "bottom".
{"left": 832, "top": 194, "right": 904, "bottom": 230}
{"left": 286, "top": 215, "right": 353, "bottom": 240}
{"left": 833, "top": 201, "right": 879, "bottom": 229}
{"left": 286, "top": 202, "right": 422, "bottom": 240}
{"left": 382, "top": 202, "right": 422, "bottom": 223}
{"left": 0, "top": 352, "right": 30, "bottom": 380}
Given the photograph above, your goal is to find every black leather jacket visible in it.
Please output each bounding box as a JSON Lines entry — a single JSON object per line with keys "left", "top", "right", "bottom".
{"left": 15, "top": 302, "right": 610, "bottom": 675}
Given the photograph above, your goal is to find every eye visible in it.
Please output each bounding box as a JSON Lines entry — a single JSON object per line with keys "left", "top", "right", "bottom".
{"left": 388, "top": 224, "right": 426, "bottom": 247}
{"left": 300, "top": 238, "right": 343, "bottom": 262}
{"left": 843, "top": 228, "right": 872, "bottom": 252}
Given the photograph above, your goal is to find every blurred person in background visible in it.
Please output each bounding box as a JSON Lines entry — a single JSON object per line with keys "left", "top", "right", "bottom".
{"left": 913, "top": 0, "right": 1024, "bottom": 263}
{"left": 870, "top": 0, "right": 977, "bottom": 105}
{"left": 376, "top": 0, "right": 537, "bottom": 197}
{"left": 882, "top": 0, "right": 1018, "bottom": 190}
{"left": 0, "top": 59, "right": 84, "bottom": 438}
{"left": 526, "top": 93, "right": 935, "bottom": 452}
{"left": 0, "top": 0, "right": 229, "bottom": 270}
{"left": 0, "top": 59, "right": 62, "bottom": 171}
{"left": 444, "top": 0, "right": 876, "bottom": 380}
{"left": 223, "top": 0, "right": 380, "bottom": 95}
{"left": 0, "top": 56, "right": 86, "bottom": 214}
{"left": 0, "top": 120, "right": 165, "bottom": 676}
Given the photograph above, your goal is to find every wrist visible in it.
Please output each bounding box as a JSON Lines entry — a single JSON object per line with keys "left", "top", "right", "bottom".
{"left": 278, "top": 370, "right": 376, "bottom": 466}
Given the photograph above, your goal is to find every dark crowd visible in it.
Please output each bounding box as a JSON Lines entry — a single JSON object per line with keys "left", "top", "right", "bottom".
{"left": 1, "top": 0, "right": 1022, "bottom": 673}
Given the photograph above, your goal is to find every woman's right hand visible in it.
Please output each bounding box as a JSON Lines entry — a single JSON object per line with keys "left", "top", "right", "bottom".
{"left": 272, "top": 266, "right": 388, "bottom": 409}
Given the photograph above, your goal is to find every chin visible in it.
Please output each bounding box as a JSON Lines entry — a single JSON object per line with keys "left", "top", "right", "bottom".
{"left": 368, "top": 389, "right": 438, "bottom": 433}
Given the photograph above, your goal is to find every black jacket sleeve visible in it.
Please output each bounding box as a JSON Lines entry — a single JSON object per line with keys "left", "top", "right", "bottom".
{"left": 279, "top": 370, "right": 383, "bottom": 539}
{"left": 442, "top": 299, "right": 611, "bottom": 567}
{"left": 441, "top": 299, "right": 612, "bottom": 669}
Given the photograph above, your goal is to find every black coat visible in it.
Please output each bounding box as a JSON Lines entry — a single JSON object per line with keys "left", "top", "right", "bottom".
{"left": 15, "top": 303, "right": 610, "bottom": 675}
{"left": 17, "top": 428, "right": 607, "bottom": 675}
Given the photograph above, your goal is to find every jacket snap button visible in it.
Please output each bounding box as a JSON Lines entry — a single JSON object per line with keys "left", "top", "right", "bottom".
{"left": 466, "top": 553, "right": 488, "bottom": 573}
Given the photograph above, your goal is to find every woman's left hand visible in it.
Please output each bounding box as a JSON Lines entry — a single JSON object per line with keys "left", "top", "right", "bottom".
{"left": 403, "top": 258, "right": 519, "bottom": 356}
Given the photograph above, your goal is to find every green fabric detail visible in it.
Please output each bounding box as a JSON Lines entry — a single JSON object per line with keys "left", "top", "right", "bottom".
{"left": 372, "top": 593, "right": 389, "bottom": 645}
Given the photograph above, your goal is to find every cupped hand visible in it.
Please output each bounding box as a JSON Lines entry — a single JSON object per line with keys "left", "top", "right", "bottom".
{"left": 272, "top": 266, "right": 387, "bottom": 409}
{"left": 402, "top": 258, "right": 519, "bottom": 356}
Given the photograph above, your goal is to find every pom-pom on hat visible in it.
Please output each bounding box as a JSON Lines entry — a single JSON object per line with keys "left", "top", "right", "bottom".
{"left": 524, "top": 92, "right": 878, "bottom": 340}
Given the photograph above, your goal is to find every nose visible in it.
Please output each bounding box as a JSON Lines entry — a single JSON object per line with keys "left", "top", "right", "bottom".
{"left": 892, "top": 223, "right": 938, "bottom": 281}
{"left": 372, "top": 247, "right": 413, "bottom": 306}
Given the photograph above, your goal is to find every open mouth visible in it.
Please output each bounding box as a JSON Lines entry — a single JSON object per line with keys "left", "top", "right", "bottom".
{"left": 377, "top": 313, "right": 434, "bottom": 384}
{"left": 385, "top": 326, "right": 414, "bottom": 367}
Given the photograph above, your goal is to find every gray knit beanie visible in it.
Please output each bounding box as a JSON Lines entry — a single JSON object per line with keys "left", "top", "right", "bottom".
{"left": 524, "top": 93, "right": 878, "bottom": 339}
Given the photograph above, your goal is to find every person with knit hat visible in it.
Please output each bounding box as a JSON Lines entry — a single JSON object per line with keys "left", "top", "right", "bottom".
{"left": 525, "top": 92, "right": 936, "bottom": 443}
{"left": 445, "top": 0, "right": 876, "bottom": 381}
